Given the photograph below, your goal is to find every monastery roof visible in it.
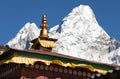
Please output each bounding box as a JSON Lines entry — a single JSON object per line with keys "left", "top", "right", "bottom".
{"left": 0, "top": 46, "right": 120, "bottom": 74}
{"left": 31, "top": 37, "right": 57, "bottom": 48}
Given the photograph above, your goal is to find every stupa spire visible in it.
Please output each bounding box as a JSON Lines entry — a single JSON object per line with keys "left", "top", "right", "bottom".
{"left": 31, "top": 14, "right": 57, "bottom": 51}
{"left": 40, "top": 14, "right": 49, "bottom": 38}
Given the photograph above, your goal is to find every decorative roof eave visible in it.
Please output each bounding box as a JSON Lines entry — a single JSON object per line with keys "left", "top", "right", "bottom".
{"left": 31, "top": 38, "right": 56, "bottom": 48}
{"left": 0, "top": 47, "right": 119, "bottom": 74}
{"left": 90, "top": 67, "right": 120, "bottom": 79}
{"left": 0, "top": 56, "right": 108, "bottom": 74}
{"left": 38, "top": 38, "right": 55, "bottom": 48}
{"left": 31, "top": 37, "right": 57, "bottom": 43}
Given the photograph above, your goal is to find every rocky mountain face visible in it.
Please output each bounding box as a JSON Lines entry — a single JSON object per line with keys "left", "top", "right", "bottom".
{"left": 7, "top": 5, "right": 120, "bottom": 65}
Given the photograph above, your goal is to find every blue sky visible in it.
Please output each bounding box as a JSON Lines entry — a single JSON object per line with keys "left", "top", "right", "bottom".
{"left": 0, "top": 0, "right": 120, "bottom": 45}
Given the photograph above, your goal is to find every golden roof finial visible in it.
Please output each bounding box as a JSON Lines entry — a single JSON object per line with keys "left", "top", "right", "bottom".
{"left": 40, "top": 14, "right": 49, "bottom": 38}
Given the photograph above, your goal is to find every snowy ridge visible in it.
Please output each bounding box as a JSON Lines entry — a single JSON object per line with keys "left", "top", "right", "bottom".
{"left": 51, "top": 5, "right": 111, "bottom": 62}
{"left": 7, "top": 5, "right": 120, "bottom": 65}
{"left": 7, "top": 22, "right": 39, "bottom": 49}
{"left": 109, "top": 47, "right": 120, "bottom": 65}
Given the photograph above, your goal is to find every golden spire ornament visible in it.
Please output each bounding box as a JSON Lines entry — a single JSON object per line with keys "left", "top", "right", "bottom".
{"left": 40, "top": 14, "right": 49, "bottom": 38}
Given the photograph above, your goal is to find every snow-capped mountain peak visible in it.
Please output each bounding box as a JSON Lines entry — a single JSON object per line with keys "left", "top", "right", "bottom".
{"left": 63, "top": 5, "right": 97, "bottom": 23}
{"left": 51, "top": 5, "right": 111, "bottom": 57}
{"left": 58, "top": 5, "right": 109, "bottom": 38}
{"left": 7, "top": 22, "right": 39, "bottom": 49}
{"left": 50, "top": 5, "right": 120, "bottom": 64}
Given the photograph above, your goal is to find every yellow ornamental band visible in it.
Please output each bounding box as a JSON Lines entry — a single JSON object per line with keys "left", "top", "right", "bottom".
{"left": 0, "top": 56, "right": 108, "bottom": 74}
{"left": 38, "top": 39, "right": 55, "bottom": 48}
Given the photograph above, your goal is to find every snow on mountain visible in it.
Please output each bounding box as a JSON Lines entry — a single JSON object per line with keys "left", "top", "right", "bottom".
{"left": 7, "top": 22, "right": 39, "bottom": 49}
{"left": 108, "top": 38, "right": 120, "bottom": 52}
{"left": 49, "top": 25, "right": 60, "bottom": 39}
{"left": 7, "top": 5, "right": 120, "bottom": 65}
{"left": 109, "top": 47, "right": 120, "bottom": 65}
{"left": 50, "top": 5, "right": 111, "bottom": 63}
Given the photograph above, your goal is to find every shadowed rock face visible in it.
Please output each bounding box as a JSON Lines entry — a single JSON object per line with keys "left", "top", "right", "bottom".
{"left": 0, "top": 46, "right": 10, "bottom": 55}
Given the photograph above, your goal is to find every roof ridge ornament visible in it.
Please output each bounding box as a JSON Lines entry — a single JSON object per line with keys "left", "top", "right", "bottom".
{"left": 31, "top": 14, "right": 57, "bottom": 51}
{"left": 40, "top": 14, "right": 49, "bottom": 38}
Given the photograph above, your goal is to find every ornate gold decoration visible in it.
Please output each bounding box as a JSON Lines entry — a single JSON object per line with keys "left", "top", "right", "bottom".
{"left": 32, "top": 38, "right": 55, "bottom": 49}
{"left": 40, "top": 15, "right": 48, "bottom": 38}
{"left": 38, "top": 39, "right": 55, "bottom": 48}
{"left": 0, "top": 56, "right": 108, "bottom": 74}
